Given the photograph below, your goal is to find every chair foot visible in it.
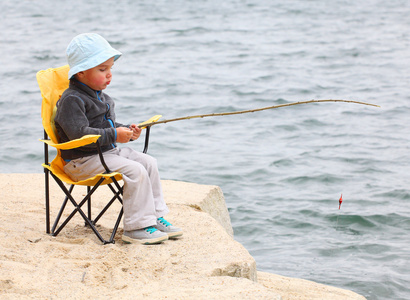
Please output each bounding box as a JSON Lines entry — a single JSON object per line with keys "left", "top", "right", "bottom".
{"left": 84, "top": 220, "right": 97, "bottom": 227}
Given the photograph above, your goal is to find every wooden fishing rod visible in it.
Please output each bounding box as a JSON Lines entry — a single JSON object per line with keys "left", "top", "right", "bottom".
{"left": 137, "top": 99, "right": 380, "bottom": 128}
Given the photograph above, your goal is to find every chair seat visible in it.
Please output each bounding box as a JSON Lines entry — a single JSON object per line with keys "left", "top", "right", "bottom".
{"left": 42, "top": 160, "right": 123, "bottom": 186}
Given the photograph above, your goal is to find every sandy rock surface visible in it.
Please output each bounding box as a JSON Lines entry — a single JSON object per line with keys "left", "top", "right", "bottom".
{"left": 0, "top": 174, "right": 365, "bottom": 299}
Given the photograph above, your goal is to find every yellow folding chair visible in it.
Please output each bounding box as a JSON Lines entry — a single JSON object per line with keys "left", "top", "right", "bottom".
{"left": 37, "top": 65, "right": 161, "bottom": 244}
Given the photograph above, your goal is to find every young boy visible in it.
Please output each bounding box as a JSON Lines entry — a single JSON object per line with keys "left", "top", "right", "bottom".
{"left": 54, "top": 33, "right": 182, "bottom": 245}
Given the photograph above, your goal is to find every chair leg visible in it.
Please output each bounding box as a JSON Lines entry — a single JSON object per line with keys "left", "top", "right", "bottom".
{"left": 108, "top": 207, "right": 123, "bottom": 244}
{"left": 43, "top": 130, "right": 51, "bottom": 234}
{"left": 44, "top": 168, "right": 50, "bottom": 234}
{"left": 87, "top": 186, "right": 92, "bottom": 221}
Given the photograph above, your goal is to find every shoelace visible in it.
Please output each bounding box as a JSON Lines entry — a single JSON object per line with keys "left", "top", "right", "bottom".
{"left": 144, "top": 226, "right": 158, "bottom": 234}
{"left": 158, "top": 217, "right": 172, "bottom": 227}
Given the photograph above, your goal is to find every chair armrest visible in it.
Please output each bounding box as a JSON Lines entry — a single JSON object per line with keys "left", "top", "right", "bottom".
{"left": 40, "top": 134, "right": 101, "bottom": 150}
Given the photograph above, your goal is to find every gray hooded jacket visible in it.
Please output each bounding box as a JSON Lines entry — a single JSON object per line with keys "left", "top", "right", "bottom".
{"left": 54, "top": 79, "right": 128, "bottom": 160}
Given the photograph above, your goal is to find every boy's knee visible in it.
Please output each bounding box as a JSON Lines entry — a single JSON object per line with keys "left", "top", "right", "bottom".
{"left": 146, "top": 155, "right": 158, "bottom": 168}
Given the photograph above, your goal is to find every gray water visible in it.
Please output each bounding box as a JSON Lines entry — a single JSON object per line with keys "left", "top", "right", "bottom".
{"left": 1, "top": 1, "right": 410, "bottom": 299}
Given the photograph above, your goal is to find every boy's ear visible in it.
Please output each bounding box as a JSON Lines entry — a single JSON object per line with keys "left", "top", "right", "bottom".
{"left": 75, "top": 71, "right": 85, "bottom": 79}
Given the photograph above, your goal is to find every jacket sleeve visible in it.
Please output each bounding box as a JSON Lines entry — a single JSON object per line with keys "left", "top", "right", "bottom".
{"left": 55, "top": 95, "right": 117, "bottom": 147}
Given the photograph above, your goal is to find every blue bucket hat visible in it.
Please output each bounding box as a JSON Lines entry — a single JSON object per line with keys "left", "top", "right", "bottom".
{"left": 66, "top": 33, "right": 122, "bottom": 79}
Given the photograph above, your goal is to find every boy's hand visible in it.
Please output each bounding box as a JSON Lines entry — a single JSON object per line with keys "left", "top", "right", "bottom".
{"left": 116, "top": 127, "right": 133, "bottom": 143}
{"left": 129, "top": 124, "right": 142, "bottom": 140}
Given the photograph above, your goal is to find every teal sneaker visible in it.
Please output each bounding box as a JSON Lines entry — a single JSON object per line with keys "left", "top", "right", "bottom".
{"left": 155, "top": 217, "right": 183, "bottom": 239}
{"left": 122, "top": 226, "right": 168, "bottom": 245}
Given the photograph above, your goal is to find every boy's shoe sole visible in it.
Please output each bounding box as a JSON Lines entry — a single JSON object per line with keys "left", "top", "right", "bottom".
{"left": 167, "top": 230, "right": 183, "bottom": 239}
{"left": 122, "top": 234, "right": 168, "bottom": 245}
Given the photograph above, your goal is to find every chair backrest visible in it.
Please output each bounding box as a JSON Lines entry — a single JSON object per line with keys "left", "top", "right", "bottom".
{"left": 37, "top": 65, "right": 70, "bottom": 143}
{"left": 37, "top": 65, "right": 123, "bottom": 186}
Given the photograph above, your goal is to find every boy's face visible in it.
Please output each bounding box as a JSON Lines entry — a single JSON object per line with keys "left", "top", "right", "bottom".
{"left": 76, "top": 57, "right": 115, "bottom": 91}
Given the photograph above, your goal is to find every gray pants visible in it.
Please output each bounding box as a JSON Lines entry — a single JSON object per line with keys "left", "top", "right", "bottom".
{"left": 64, "top": 147, "right": 169, "bottom": 231}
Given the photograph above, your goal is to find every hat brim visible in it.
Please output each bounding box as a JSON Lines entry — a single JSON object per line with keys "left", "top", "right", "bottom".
{"left": 68, "top": 48, "right": 122, "bottom": 79}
